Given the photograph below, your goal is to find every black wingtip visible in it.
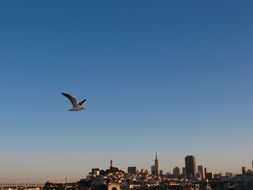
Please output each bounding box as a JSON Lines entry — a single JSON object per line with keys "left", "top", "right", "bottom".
{"left": 79, "top": 99, "right": 87, "bottom": 106}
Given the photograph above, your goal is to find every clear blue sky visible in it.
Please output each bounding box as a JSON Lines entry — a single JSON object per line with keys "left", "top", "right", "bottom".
{"left": 0, "top": 0, "right": 253, "bottom": 183}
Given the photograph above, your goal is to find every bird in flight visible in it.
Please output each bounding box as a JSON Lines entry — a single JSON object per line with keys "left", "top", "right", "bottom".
{"left": 61, "top": 92, "right": 86, "bottom": 111}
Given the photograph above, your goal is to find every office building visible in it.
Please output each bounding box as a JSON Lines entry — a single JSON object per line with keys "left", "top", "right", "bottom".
{"left": 151, "top": 165, "right": 156, "bottom": 176}
{"left": 185, "top": 155, "right": 196, "bottom": 179}
{"left": 206, "top": 172, "right": 213, "bottom": 180}
{"left": 173, "top": 167, "right": 181, "bottom": 177}
{"left": 242, "top": 166, "right": 246, "bottom": 174}
{"left": 182, "top": 167, "right": 186, "bottom": 178}
{"left": 198, "top": 165, "right": 205, "bottom": 179}
{"left": 128, "top": 167, "right": 137, "bottom": 174}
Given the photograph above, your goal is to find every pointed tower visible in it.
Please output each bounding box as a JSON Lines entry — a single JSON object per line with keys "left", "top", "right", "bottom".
{"left": 155, "top": 152, "right": 159, "bottom": 176}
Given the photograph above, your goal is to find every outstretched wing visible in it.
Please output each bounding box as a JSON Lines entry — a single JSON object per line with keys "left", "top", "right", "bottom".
{"left": 79, "top": 99, "right": 87, "bottom": 106}
{"left": 61, "top": 93, "right": 79, "bottom": 107}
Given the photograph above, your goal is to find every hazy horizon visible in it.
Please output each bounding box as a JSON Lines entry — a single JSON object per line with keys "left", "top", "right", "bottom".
{"left": 0, "top": 0, "right": 253, "bottom": 184}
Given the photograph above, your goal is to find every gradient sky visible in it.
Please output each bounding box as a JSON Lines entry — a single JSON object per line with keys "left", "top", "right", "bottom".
{"left": 0, "top": 0, "right": 253, "bottom": 184}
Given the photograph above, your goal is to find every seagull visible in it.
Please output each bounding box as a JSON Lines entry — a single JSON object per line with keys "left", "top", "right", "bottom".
{"left": 61, "top": 92, "right": 86, "bottom": 111}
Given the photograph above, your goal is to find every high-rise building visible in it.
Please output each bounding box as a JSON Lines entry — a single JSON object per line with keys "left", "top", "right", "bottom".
{"left": 182, "top": 167, "right": 186, "bottom": 178}
{"left": 185, "top": 155, "right": 196, "bottom": 179}
{"left": 198, "top": 165, "right": 205, "bottom": 179}
{"left": 242, "top": 166, "right": 246, "bottom": 174}
{"left": 110, "top": 160, "right": 113, "bottom": 169}
{"left": 128, "top": 167, "right": 137, "bottom": 174}
{"left": 206, "top": 172, "right": 213, "bottom": 180}
{"left": 173, "top": 167, "right": 181, "bottom": 177}
{"left": 151, "top": 165, "right": 156, "bottom": 176}
{"left": 154, "top": 153, "right": 159, "bottom": 176}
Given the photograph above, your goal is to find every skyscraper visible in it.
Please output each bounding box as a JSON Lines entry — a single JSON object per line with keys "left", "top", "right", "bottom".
{"left": 173, "top": 167, "right": 181, "bottom": 177}
{"left": 155, "top": 153, "right": 159, "bottom": 176}
{"left": 151, "top": 165, "right": 156, "bottom": 176}
{"left": 185, "top": 155, "right": 196, "bottom": 179}
{"left": 197, "top": 165, "right": 205, "bottom": 179}
{"left": 242, "top": 166, "right": 246, "bottom": 174}
{"left": 182, "top": 167, "right": 186, "bottom": 178}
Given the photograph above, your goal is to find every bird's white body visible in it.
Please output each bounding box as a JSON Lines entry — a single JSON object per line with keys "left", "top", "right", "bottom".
{"left": 61, "top": 92, "right": 86, "bottom": 112}
{"left": 69, "top": 107, "right": 85, "bottom": 111}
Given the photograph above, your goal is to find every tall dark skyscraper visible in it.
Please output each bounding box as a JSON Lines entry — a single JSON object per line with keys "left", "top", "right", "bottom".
{"left": 185, "top": 155, "right": 196, "bottom": 179}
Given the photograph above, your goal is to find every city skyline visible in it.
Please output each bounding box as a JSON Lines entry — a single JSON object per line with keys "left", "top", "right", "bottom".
{"left": 0, "top": 153, "right": 252, "bottom": 184}
{"left": 1, "top": 0, "right": 253, "bottom": 184}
